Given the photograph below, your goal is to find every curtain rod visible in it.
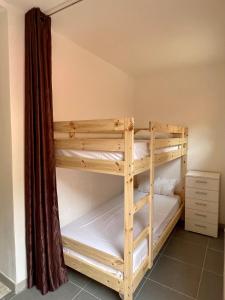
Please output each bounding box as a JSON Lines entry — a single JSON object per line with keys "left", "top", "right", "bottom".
{"left": 47, "top": 0, "right": 85, "bottom": 16}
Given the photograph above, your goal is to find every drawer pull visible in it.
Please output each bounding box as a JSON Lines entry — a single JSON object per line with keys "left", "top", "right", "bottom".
{"left": 195, "top": 202, "right": 207, "bottom": 207}
{"left": 196, "top": 191, "right": 207, "bottom": 196}
{"left": 195, "top": 224, "right": 207, "bottom": 229}
{"left": 195, "top": 213, "right": 206, "bottom": 218}
{"left": 195, "top": 180, "right": 207, "bottom": 184}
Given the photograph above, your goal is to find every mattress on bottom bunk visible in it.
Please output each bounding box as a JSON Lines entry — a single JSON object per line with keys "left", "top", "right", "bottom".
{"left": 61, "top": 190, "right": 181, "bottom": 279}
{"left": 56, "top": 140, "right": 179, "bottom": 161}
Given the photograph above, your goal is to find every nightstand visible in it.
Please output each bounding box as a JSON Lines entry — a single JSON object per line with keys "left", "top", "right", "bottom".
{"left": 185, "top": 170, "right": 220, "bottom": 238}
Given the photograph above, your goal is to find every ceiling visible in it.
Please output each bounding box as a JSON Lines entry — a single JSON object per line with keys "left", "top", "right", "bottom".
{"left": 4, "top": 0, "right": 64, "bottom": 11}
{"left": 6, "top": 0, "right": 225, "bottom": 76}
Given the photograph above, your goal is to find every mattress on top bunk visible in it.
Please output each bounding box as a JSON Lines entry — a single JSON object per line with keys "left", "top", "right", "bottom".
{"left": 56, "top": 140, "right": 179, "bottom": 161}
{"left": 62, "top": 190, "right": 181, "bottom": 278}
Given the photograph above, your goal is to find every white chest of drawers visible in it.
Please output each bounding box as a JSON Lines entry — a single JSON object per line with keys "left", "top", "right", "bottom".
{"left": 185, "top": 170, "right": 220, "bottom": 238}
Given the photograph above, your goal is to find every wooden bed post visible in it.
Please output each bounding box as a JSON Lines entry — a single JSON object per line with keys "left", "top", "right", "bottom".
{"left": 181, "top": 127, "right": 188, "bottom": 203}
{"left": 123, "top": 117, "right": 134, "bottom": 300}
{"left": 148, "top": 122, "right": 155, "bottom": 269}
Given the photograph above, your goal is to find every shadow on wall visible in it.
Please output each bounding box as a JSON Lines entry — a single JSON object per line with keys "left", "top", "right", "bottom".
{"left": 57, "top": 168, "right": 124, "bottom": 227}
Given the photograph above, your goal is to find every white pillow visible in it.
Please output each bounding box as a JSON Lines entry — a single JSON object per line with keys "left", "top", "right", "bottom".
{"left": 137, "top": 175, "right": 150, "bottom": 193}
{"left": 154, "top": 177, "right": 177, "bottom": 196}
{"left": 138, "top": 176, "right": 177, "bottom": 196}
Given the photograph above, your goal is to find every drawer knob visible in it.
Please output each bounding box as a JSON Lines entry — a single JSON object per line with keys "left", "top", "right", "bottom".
{"left": 195, "top": 202, "right": 207, "bottom": 207}
{"left": 195, "top": 213, "right": 206, "bottom": 218}
{"left": 196, "top": 180, "right": 207, "bottom": 184}
{"left": 195, "top": 224, "right": 207, "bottom": 229}
{"left": 196, "top": 191, "right": 207, "bottom": 196}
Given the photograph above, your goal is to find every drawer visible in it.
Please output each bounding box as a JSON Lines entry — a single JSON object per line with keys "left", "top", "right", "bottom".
{"left": 186, "top": 187, "right": 219, "bottom": 202}
{"left": 186, "top": 198, "right": 218, "bottom": 213}
{"left": 186, "top": 176, "right": 219, "bottom": 191}
{"left": 185, "top": 219, "right": 218, "bottom": 237}
{"left": 185, "top": 208, "right": 218, "bottom": 225}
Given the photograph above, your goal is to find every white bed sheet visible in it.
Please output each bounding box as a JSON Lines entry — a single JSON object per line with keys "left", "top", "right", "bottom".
{"left": 62, "top": 190, "right": 180, "bottom": 278}
{"left": 56, "top": 140, "right": 179, "bottom": 161}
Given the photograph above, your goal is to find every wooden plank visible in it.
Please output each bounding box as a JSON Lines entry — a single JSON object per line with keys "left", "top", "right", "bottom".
{"left": 152, "top": 122, "right": 184, "bottom": 134}
{"left": 64, "top": 253, "right": 123, "bottom": 293}
{"left": 55, "top": 138, "right": 125, "bottom": 152}
{"left": 155, "top": 138, "right": 187, "bottom": 149}
{"left": 132, "top": 257, "right": 149, "bottom": 292}
{"left": 56, "top": 156, "right": 124, "bottom": 176}
{"left": 62, "top": 236, "right": 124, "bottom": 272}
{"left": 133, "top": 157, "right": 150, "bottom": 175}
{"left": 153, "top": 203, "right": 184, "bottom": 259}
{"left": 133, "top": 227, "right": 149, "bottom": 250}
{"left": 181, "top": 128, "right": 188, "bottom": 203}
{"left": 123, "top": 118, "right": 134, "bottom": 300}
{"left": 155, "top": 149, "right": 183, "bottom": 166}
{"left": 148, "top": 122, "right": 155, "bottom": 268}
{"left": 54, "top": 118, "right": 126, "bottom": 133}
{"left": 133, "top": 194, "right": 149, "bottom": 214}
{"left": 134, "top": 128, "right": 149, "bottom": 134}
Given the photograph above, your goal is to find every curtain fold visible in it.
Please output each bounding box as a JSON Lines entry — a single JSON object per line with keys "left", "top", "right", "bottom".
{"left": 25, "top": 7, "right": 68, "bottom": 295}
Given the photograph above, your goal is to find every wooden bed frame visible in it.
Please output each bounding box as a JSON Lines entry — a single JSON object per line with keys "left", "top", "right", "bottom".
{"left": 54, "top": 118, "right": 188, "bottom": 300}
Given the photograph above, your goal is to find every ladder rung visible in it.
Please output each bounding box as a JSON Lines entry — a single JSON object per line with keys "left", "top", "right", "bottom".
{"left": 133, "top": 194, "right": 150, "bottom": 214}
{"left": 133, "top": 227, "right": 149, "bottom": 250}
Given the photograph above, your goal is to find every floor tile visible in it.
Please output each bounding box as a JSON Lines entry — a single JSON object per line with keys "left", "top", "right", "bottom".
{"left": 204, "top": 249, "right": 224, "bottom": 275}
{"left": 85, "top": 280, "right": 121, "bottom": 299}
{"left": 208, "top": 231, "right": 224, "bottom": 252}
{"left": 163, "top": 237, "right": 206, "bottom": 267}
{"left": 12, "top": 282, "right": 81, "bottom": 300}
{"left": 149, "top": 256, "right": 201, "bottom": 298}
{"left": 172, "top": 227, "right": 208, "bottom": 246}
{"left": 136, "top": 280, "right": 193, "bottom": 300}
{"left": 68, "top": 268, "right": 90, "bottom": 288}
{"left": 197, "top": 271, "right": 223, "bottom": 300}
{"left": 3, "top": 291, "right": 15, "bottom": 300}
{"left": 134, "top": 278, "right": 147, "bottom": 299}
{"left": 75, "top": 290, "right": 98, "bottom": 300}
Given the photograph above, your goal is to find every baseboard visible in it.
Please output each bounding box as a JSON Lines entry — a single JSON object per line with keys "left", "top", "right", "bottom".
{"left": 0, "top": 271, "right": 27, "bottom": 294}
{"left": 0, "top": 271, "right": 15, "bottom": 292}
{"left": 15, "top": 279, "right": 27, "bottom": 294}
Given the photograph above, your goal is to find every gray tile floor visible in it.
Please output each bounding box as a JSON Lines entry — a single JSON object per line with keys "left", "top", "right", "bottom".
{"left": 7, "top": 225, "right": 224, "bottom": 300}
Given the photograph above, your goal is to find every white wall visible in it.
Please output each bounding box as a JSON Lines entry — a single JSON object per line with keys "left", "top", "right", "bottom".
{"left": 0, "top": 0, "right": 26, "bottom": 289}
{"left": 0, "top": 7, "right": 16, "bottom": 282}
{"left": 134, "top": 63, "right": 225, "bottom": 224}
{"left": 52, "top": 31, "right": 135, "bottom": 226}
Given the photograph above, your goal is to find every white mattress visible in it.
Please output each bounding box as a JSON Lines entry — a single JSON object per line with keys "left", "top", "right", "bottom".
{"left": 56, "top": 140, "right": 179, "bottom": 161}
{"left": 62, "top": 190, "right": 181, "bottom": 278}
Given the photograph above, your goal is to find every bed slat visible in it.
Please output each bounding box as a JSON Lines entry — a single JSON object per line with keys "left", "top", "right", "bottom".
{"left": 155, "top": 149, "right": 183, "bottom": 166}
{"left": 133, "top": 227, "right": 149, "bottom": 250}
{"left": 133, "top": 194, "right": 149, "bottom": 214}
{"left": 63, "top": 236, "right": 124, "bottom": 272}
{"left": 152, "top": 122, "right": 185, "bottom": 134}
{"left": 64, "top": 253, "right": 123, "bottom": 293}
{"left": 56, "top": 155, "right": 124, "bottom": 176}
{"left": 155, "top": 138, "right": 187, "bottom": 149}
{"left": 55, "top": 138, "right": 125, "bottom": 152}
{"left": 54, "top": 118, "right": 126, "bottom": 133}
{"left": 133, "top": 157, "right": 150, "bottom": 175}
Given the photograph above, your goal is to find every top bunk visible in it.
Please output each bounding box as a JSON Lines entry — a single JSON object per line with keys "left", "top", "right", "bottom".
{"left": 54, "top": 118, "right": 188, "bottom": 176}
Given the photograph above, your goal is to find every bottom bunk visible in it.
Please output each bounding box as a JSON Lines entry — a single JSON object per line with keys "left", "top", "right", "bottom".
{"left": 61, "top": 190, "right": 184, "bottom": 295}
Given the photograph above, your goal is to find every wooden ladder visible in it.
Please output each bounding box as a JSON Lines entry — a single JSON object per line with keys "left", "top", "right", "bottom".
{"left": 123, "top": 119, "right": 154, "bottom": 300}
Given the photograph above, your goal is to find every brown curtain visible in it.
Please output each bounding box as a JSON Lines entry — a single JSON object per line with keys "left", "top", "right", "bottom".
{"left": 25, "top": 8, "right": 68, "bottom": 295}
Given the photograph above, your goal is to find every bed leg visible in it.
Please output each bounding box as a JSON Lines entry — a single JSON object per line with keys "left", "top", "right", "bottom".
{"left": 123, "top": 291, "right": 133, "bottom": 300}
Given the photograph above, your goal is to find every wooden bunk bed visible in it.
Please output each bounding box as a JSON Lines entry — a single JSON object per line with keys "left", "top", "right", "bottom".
{"left": 54, "top": 118, "right": 188, "bottom": 300}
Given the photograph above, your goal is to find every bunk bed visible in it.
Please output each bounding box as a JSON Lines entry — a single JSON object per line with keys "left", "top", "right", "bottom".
{"left": 54, "top": 118, "right": 188, "bottom": 300}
